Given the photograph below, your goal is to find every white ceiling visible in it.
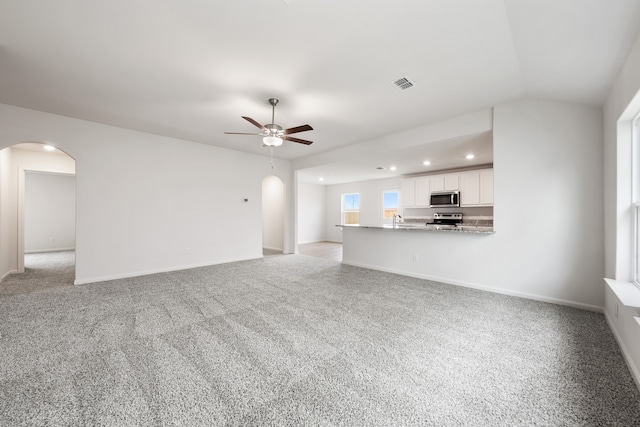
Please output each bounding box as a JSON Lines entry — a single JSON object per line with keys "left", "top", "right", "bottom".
{"left": 298, "top": 131, "right": 494, "bottom": 185}
{"left": 1, "top": 1, "right": 639, "bottom": 183}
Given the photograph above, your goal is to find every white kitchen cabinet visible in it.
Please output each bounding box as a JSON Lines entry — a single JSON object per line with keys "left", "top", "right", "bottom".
{"left": 480, "top": 169, "right": 494, "bottom": 205}
{"left": 460, "top": 168, "right": 493, "bottom": 206}
{"left": 401, "top": 179, "right": 415, "bottom": 207}
{"left": 444, "top": 173, "right": 460, "bottom": 191}
{"left": 404, "top": 168, "right": 492, "bottom": 208}
{"left": 460, "top": 172, "right": 480, "bottom": 206}
{"left": 401, "top": 177, "right": 430, "bottom": 208}
{"left": 414, "top": 177, "right": 430, "bottom": 207}
{"left": 429, "top": 175, "right": 444, "bottom": 193}
{"left": 429, "top": 173, "right": 460, "bottom": 193}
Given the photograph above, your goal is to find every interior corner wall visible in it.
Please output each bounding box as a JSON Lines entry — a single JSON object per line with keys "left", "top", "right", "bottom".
{"left": 297, "top": 182, "right": 327, "bottom": 244}
{"left": 0, "top": 103, "right": 292, "bottom": 284}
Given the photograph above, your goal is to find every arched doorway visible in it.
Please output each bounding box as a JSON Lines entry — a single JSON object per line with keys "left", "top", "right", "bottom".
{"left": 262, "top": 175, "right": 284, "bottom": 256}
{"left": 0, "top": 142, "right": 76, "bottom": 284}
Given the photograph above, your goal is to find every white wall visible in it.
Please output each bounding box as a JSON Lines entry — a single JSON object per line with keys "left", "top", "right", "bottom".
{"left": 325, "top": 177, "right": 402, "bottom": 243}
{"left": 297, "top": 182, "right": 326, "bottom": 244}
{"left": 25, "top": 172, "right": 76, "bottom": 253}
{"left": 603, "top": 31, "right": 640, "bottom": 388}
{"left": 262, "top": 175, "right": 284, "bottom": 251}
{"left": 0, "top": 103, "right": 292, "bottom": 284}
{"left": 0, "top": 148, "right": 11, "bottom": 279}
{"left": 340, "top": 98, "right": 604, "bottom": 311}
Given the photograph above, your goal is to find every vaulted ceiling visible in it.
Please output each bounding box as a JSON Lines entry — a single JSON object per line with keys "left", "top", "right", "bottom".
{"left": 1, "top": 1, "right": 639, "bottom": 173}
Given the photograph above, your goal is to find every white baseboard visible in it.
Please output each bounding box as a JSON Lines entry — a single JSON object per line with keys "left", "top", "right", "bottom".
{"left": 1, "top": 269, "right": 18, "bottom": 282}
{"left": 604, "top": 311, "right": 640, "bottom": 391}
{"left": 74, "top": 256, "right": 263, "bottom": 285}
{"left": 340, "top": 260, "right": 604, "bottom": 313}
{"left": 262, "top": 246, "right": 283, "bottom": 251}
{"left": 25, "top": 247, "right": 75, "bottom": 254}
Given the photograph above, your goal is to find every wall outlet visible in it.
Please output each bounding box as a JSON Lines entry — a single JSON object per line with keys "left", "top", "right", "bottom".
{"left": 185, "top": 247, "right": 190, "bottom": 255}
{"left": 412, "top": 254, "right": 419, "bottom": 262}
{"left": 49, "top": 237, "right": 55, "bottom": 243}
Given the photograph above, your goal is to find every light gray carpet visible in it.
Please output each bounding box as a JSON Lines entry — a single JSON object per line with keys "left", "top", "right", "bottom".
{"left": 1, "top": 251, "right": 639, "bottom": 426}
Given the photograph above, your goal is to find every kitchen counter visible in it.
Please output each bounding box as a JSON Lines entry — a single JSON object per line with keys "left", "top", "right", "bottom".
{"left": 337, "top": 224, "right": 494, "bottom": 234}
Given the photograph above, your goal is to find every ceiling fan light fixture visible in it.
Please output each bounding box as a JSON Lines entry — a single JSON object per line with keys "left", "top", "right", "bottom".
{"left": 263, "top": 136, "right": 283, "bottom": 146}
{"left": 225, "top": 98, "right": 313, "bottom": 147}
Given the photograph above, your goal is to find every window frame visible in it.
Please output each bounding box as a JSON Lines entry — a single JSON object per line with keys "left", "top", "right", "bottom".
{"left": 632, "top": 111, "right": 640, "bottom": 287}
{"left": 341, "top": 192, "right": 360, "bottom": 225}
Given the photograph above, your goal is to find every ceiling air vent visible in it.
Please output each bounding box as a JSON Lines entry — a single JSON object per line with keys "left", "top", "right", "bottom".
{"left": 392, "top": 76, "right": 417, "bottom": 91}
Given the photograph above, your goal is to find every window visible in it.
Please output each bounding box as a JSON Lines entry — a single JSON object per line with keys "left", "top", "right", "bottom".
{"left": 381, "top": 189, "right": 400, "bottom": 225}
{"left": 633, "top": 112, "right": 640, "bottom": 286}
{"left": 342, "top": 193, "right": 360, "bottom": 225}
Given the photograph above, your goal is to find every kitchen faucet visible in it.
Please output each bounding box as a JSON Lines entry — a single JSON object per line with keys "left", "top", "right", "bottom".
{"left": 393, "top": 214, "right": 402, "bottom": 228}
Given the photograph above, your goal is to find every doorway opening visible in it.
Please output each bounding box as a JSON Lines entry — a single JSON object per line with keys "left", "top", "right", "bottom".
{"left": 0, "top": 142, "right": 76, "bottom": 287}
{"left": 381, "top": 188, "right": 400, "bottom": 226}
{"left": 262, "top": 175, "right": 284, "bottom": 256}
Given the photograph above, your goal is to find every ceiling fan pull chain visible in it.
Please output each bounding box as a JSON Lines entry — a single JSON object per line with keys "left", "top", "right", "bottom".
{"left": 270, "top": 146, "right": 274, "bottom": 169}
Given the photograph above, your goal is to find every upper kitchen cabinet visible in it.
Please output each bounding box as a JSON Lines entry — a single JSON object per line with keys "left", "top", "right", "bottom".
{"left": 403, "top": 168, "right": 492, "bottom": 209}
{"left": 401, "top": 177, "right": 430, "bottom": 208}
{"left": 480, "top": 169, "right": 494, "bottom": 205}
{"left": 430, "top": 173, "right": 460, "bottom": 192}
{"left": 415, "top": 177, "right": 430, "bottom": 207}
{"left": 460, "top": 169, "right": 493, "bottom": 206}
{"left": 401, "top": 179, "right": 416, "bottom": 207}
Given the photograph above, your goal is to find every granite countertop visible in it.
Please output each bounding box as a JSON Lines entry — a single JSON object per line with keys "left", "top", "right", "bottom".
{"left": 337, "top": 224, "right": 495, "bottom": 234}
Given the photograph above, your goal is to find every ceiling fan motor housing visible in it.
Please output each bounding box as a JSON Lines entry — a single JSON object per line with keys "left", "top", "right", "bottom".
{"left": 263, "top": 123, "right": 284, "bottom": 137}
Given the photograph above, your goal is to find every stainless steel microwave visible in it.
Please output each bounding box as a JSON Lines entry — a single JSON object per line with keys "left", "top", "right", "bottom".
{"left": 430, "top": 191, "right": 460, "bottom": 208}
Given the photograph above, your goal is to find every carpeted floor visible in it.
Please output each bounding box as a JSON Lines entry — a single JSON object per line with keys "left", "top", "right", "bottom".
{"left": 1, "top": 251, "right": 639, "bottom": 426}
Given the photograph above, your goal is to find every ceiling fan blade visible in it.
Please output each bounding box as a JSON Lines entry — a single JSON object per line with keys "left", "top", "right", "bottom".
{"left": 284, "top": 135, "right": 313, "bottom": 145}
{"left": 224, "top": 132, "right": 262, "bottom": 135}
{"left": 284, "top": 124, "right": 313, "bottom": 135}
{"left": 242, "top": 116, "right": 266, "bottom": 131}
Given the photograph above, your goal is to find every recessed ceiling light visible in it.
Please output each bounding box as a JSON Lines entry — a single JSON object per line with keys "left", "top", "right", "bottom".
{"left": 390, "top": 166, "right": 397, "bottom": 171}
{"left": 319, "top": 177, "right": 324, "bottom": 182}
{"left": 466, "top": 154, "right": 475, "bottom": 160}
{"left": 43, "top": 145, "right": 56, "bottom": 152}
{"left": 423, "top": 160, "right": 431, "bottom": 166}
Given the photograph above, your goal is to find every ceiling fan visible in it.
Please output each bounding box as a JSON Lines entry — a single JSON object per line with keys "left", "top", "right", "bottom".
{"left": 224, "top": 98, "right": 313, "bottom": 146}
